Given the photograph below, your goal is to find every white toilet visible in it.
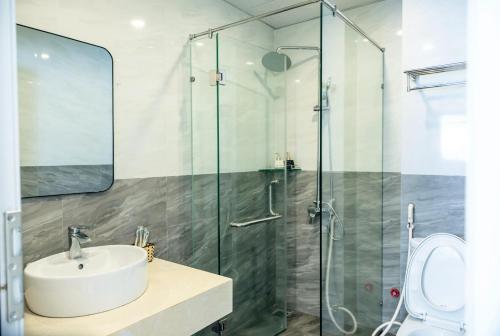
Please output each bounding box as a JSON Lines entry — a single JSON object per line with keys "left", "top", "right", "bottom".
{"left": 396, "top": 233, "right": 466, "bottom": 336}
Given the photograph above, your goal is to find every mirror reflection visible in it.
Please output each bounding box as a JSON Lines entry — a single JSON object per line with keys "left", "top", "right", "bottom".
{"left": 17, "top": 25, "right": 113, "bottom": 198}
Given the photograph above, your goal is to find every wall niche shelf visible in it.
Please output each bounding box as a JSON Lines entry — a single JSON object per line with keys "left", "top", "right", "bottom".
{"left": 258, "top": 167, "right": 302, "bottom": 173}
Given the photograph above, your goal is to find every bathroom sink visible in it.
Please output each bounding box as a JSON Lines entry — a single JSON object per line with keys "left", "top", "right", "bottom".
{"left": 24, "top": 245, "right": 148, "bottom": 317}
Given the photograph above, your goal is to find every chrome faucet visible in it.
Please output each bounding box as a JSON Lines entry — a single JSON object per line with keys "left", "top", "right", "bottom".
{"left": 68, "top": 226, "right": 91, "bottom": 259}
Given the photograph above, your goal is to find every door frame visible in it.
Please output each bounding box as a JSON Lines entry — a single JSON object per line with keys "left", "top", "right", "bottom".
{"left": 0, "top": 0, "right": 24, "bottom": 334}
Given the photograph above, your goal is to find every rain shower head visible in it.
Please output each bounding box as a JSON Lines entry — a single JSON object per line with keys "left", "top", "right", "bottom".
{"left": 261, "top": 51, "right": 292, "bottom": 72}
{"left": 261, "top": 46, "right": 320, "bottom": 72}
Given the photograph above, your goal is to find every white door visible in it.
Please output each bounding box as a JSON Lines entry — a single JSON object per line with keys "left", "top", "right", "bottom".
{"left": 0, "top": 0, "right": 24, "bottom": 334}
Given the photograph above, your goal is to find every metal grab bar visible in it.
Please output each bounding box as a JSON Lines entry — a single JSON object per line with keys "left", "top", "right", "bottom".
{"left": 269, "top": 179, "right": 279, "bottom": 216}
{"left": 230, "top": 215, "right": 282, "bottom": 228}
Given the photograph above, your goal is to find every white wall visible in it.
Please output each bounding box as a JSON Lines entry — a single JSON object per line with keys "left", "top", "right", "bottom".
{"left": 401, "top": 0, "right": 467, "bottom": 176}
{"left": 466, "top": 1, "right": 500, "bottom": 333}
{"left": 274, "top": 20, "right": 320, "bottom": 172}
{"left": 190, "top": 24, "right": 276, "bottom": 175}
{"left": 275, "top": 10, "right": 385, "bottom": 173}
{"left": 347, "top": 0, "right": 403, "bottom": 173}
{"left": 16, "top": 0, "right": 273, "bottom": 178}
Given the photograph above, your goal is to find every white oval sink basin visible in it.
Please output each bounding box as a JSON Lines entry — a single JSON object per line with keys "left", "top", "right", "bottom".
{"left": 24, "top": 245, "right": 148, "bottom": 317}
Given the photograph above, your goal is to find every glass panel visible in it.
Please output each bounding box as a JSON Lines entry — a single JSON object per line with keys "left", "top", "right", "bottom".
{"left": 190, "top": 36, "right": 219, "bottom": 274}
{"left": 321, "top": 4, "right": 384, "bottom": 336}
{"left": 217, "top": 32, "right": 287, "bottom": 335}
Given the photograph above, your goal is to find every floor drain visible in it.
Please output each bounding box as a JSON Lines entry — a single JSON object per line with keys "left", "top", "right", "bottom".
{"left": 78, "top": 264, "right": 84, "bottom": 270}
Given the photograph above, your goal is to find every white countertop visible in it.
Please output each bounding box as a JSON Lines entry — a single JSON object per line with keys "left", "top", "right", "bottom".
{"left": 25, "top": 259, "right": 232, "bottom": 336}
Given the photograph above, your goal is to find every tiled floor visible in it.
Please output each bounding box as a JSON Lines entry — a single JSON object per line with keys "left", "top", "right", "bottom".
{"left": 281, "top": 312, "right": 397, "bottom": 336}
{"left": 281, "top": 312, "right": 320, "bottom": 336}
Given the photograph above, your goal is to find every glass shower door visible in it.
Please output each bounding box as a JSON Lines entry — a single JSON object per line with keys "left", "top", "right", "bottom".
{"left": 190, "top": 35, "right": 219, "bottom": 275}
{"left": 216, "top": 32, "right": 288, "bottom": 335}
{"left": 321, "top": 3, "right": 384, "bottom": 335}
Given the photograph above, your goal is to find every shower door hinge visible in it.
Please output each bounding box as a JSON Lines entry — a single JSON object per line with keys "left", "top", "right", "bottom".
{"left": 209, "top": 69, "right": 226, "bottom": 86}
{"left": 211, "top": 318, "right": 227, "bottom": 335}
{"left": 2, "top": 210, "right": 23, "bottom": 322}
{"left": 381, "top": 83, "right": 384, "bottom": 89}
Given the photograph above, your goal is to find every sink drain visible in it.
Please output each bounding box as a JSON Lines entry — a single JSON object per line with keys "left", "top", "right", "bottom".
{"left": 78, "top": 264, "right": 84, "bottom": 270}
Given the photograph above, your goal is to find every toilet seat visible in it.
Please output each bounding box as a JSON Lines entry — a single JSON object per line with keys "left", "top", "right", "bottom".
{"left": 405, "top": 233, "right": 466, "bottom": 333}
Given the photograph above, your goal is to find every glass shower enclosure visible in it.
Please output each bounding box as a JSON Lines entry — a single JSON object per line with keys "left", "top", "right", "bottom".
{"left": 190, "top": 31, "right": 288, "bottom": 335}
{"left": 189, "top": 1, "right": 384, "bottom": 335}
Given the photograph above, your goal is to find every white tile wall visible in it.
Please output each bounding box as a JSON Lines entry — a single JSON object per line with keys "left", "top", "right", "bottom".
{"left": 17, "top": 0, "right": 273, "bottom": 178}
{"left": 347, "top": 0, "right": 403, "bottom": 173}
{"left": 274, "top": 20, "right": 320, "bottom": 172}
{"left": 401, "top": 0, "right": 467, "bottom": 176}
{"left": 17, "top": 0, "right": 465, "bottom": 177}
{"left": 275, "top": 9, "right": 385, "bottom": 173}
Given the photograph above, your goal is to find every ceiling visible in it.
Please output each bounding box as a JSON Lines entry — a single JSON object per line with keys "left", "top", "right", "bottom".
{"left": 223, "top": 0, "right": 383, "bottom": 28}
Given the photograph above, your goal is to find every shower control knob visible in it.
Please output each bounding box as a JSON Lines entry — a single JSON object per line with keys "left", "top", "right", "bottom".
{"left": 390, "top": 287, "right": 400, "bottom": 298}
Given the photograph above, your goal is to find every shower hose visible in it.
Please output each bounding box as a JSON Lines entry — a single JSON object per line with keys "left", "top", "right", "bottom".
{"left": 324, "top": 204, "right": 358, "bottom": 335}
{"left": 371, "top": 222, "right": 414, "bottom": 336}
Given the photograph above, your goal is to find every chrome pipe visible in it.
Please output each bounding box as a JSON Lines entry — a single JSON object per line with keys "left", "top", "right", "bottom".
{"left": 189, "top": 0, "right": 384, "bottom": 52}
{"left": 277, "top": 46, "right": 320, "bottom": 53}
{"left": 189, "top": 0, "right": 321, "bottom": 40}
{"left": 407, "top": 81, "right": 466, "bottom": 92}
{"left": 332, "top": 6, "right": 384, "bottom": 51}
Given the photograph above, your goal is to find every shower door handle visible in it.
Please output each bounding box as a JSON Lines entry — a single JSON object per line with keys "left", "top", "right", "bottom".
{"left": 230, "top": 179, "right": 282, "bottom": 228}
{"left": 269, "top": 179, "right": 279, "bottom": 216}
{"left": 230, "top": 215, "right": 282, "bottom": 228}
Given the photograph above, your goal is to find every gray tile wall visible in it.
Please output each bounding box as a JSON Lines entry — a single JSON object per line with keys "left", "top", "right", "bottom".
{"left": 321, "top": 172, "right": 384, "bottom": 335}
{"left": 218, "top": 171, "right": 288, "bottom": 335}
{"left": 22, "top": 171, "right": 463, "bottom": 335}
{"left": 288, "top": 171, "right": 388, "bottom": 334}
{"left": 398, "top": 174, "right": 465, "bottom": 312}
{"left": 382, "top": 173, "right": 401, "bottom": 321}
{"left": 380, "top": 174, "right": 465, "bottom": 321}
{"left": 22, "top": 177, "right": 189, "bottom": 265}
{"left": 286, "top": 171, "right": 321, "bottom": 316}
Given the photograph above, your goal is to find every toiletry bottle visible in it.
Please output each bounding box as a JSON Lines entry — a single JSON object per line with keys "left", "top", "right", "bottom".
{"left": 286, "top": 152, "right": 295, "bottom": 170}
{"left": 274, "top": 153, "right": 284, "bottom": 168}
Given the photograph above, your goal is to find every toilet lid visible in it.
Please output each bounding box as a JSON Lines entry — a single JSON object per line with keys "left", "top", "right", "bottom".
{"left": 405, "top": 233, "right": 465, "bottom": 332}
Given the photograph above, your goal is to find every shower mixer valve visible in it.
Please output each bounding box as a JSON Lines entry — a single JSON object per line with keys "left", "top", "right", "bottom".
{"left": 307, "top": 201, "right": 322, "bottom": 223}
{"left": 307, "top": 199, "right": 335, "bottom": 223}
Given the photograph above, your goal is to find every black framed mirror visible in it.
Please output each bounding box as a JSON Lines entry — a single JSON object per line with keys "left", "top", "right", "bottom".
{"left": 17, "top": 25, "right": 114, "bottom": 198}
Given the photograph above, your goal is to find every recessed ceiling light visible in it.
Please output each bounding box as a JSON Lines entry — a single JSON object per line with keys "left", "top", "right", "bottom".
{"left": 40, "top": 53, "right": 50, "bottom": 60}
{"left": 363, "top": 38, "right": 369, "bottom": 42}
{"left": 195, "top": 42, "right": 204, "bottom": 47}
{"left": 130, "top": 19, "right": 145, "bottom": 29}
{"left": 295, "top": 79, "right": 301, "bottom": 83}
{"left": 245, "top": 61, "right": 254, "bottom": 66}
